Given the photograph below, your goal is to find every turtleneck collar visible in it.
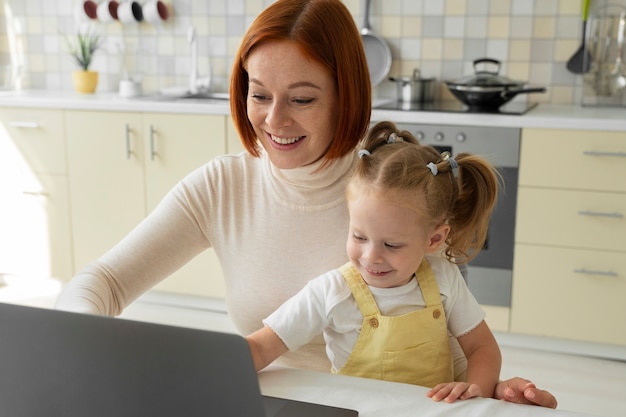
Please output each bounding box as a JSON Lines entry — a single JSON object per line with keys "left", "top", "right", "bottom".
{"left": 264, "top": 150, "right": 358, "bottom": 210}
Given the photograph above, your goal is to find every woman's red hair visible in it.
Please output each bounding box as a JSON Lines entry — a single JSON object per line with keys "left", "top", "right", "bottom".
{"left": 230, "top": 0, "right": 371, "bottom": 165}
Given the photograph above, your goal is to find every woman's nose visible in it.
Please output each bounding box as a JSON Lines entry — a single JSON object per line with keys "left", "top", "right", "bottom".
{"left": 265, "top": 100, "right": 292, "bottom": 128}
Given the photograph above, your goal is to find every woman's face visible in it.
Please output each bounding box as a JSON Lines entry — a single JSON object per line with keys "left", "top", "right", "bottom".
{"left": 245, "top": 40, "right": 339, "bottom": 169}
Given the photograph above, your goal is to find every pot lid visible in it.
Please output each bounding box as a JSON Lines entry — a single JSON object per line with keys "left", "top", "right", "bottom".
{"left": 448, "top": 58, "right": 523, "bottom": 88}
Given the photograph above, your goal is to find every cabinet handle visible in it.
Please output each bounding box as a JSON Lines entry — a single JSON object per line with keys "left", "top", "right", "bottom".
{"left": 9, "top": 121, "right": 39, "bottom": 129}
{"left": 578, "top": 210, "right": 624, "bottom": 219}
{"left": 583, "top": 150, "right": 626, "bottom": 157}
{"left": 149, "top": 125, "right": 156, "bottom": 161}
{"left": 22, "top": 191, "right": 47, "bottom": 196}
{"left": 125, "top": 123, "right": 132, "bottom": 160}
{"left": 574, "top": 268, "right": 618, "bottom": 277}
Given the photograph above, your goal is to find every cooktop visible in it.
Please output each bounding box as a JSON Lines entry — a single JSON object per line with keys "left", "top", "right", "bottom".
{"left": 374, "top": 100, "right": 538, "bottom": 115}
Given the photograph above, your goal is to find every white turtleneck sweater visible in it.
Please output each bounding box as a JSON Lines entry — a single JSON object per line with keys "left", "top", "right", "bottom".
{"left": 55, "top": 149, "right": 468, "bottom": 376}
{"left": 55, "top": 150, "right": 356, "bottom": 370}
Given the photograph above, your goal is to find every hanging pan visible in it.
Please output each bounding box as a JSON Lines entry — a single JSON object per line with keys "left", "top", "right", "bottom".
{"left": 361, "top": 0, "right": 391, "bottom": 87}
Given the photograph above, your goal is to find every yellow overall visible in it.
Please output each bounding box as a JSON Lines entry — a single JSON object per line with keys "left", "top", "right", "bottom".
{"left": 334, "top": 260, "right": 453, "bottom": 388}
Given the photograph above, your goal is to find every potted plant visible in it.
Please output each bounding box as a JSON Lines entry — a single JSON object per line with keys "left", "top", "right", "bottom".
{"left": 66, "top": 28, "right": 102, "bottom": 93}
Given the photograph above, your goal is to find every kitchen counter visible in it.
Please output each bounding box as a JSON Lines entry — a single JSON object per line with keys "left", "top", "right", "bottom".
{"left": 1, "top": 90, "right": 625, "bottom": 131}
{"left": 259, "top": 365, "right": 597, "bottom": 417}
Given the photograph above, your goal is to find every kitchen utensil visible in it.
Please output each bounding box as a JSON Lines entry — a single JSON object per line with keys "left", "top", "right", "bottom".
{"left": 75, "top": 0, "right": 98, "bottom": 22}
{"left": 388, "top": 69, "right": 436, "bottom": 103}
{"left": 117, "top": 0, "right": 143, "bottom": 24}
{"left": 360, "top": 0, "right": 391, "bottom": 87}
{"left": 609, "top": 12, "right": 626, "bottom": 94}
{"left": 97, "top": 0, "right": 119, "bottom": 23}
{"left": 567, "top": 0, "right": 592, "bottom": 74}
{"left": 143, "top": 0, "right": 169, "bottom": 25}
{"left": 445, "top": 58, "right": 546, "bottom": 111}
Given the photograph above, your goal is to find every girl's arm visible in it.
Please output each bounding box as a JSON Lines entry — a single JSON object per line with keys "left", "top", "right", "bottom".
{"left": 428, "top": 320, "right": 501, "bottom": 402}
{"left": 457, "top": 320, "right": 502, "bottom": 396}
{"left": 246, "top": 326, "right": 289, "bottom": 371}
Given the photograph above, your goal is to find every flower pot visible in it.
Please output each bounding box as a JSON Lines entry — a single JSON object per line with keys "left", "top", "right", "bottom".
{"left": 72, "top": 70, "right": 98, "bottom": 93}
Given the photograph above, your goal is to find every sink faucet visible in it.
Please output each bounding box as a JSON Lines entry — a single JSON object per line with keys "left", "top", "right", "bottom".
{"left": 188, "top": 26, "right": 211, "bottom": 94}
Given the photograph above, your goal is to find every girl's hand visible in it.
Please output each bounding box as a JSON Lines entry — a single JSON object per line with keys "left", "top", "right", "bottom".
{"left": 426, "top": 382, "right": 483, "bottom": 402}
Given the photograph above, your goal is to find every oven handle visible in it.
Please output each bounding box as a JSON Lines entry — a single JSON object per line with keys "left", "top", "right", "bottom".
{"left": 578, "top": 210, "right": 624, "bottom": 219}
{"left": 574, "top": 268, "right": 618, "bottom": 277}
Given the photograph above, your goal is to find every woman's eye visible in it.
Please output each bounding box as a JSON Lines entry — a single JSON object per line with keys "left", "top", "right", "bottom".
{"left": 250, "top": 93, "right": 268, "bottom": 101}
{"left": 293, "top": 97, "right": 314, "bottom": 105}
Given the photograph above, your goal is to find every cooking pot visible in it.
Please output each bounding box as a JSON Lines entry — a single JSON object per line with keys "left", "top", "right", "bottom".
{"left": 389, "top": 69, "right": 436, "bottom": 103}
{"left": 445, "top": 58, "right": 546, "bottom": 111}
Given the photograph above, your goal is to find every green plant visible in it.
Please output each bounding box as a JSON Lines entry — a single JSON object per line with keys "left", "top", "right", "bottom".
{"left": 66, "top": 28, "right": 102, "bottom": 71}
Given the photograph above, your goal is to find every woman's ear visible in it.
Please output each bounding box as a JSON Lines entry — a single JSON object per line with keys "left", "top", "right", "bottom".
{"left": 426, "top": 224, "right": 450, "bottom": 253}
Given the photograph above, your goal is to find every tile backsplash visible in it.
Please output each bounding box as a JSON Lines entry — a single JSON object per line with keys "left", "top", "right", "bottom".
{"left": 1, "top": 0, "right": 624, "bottom": 105}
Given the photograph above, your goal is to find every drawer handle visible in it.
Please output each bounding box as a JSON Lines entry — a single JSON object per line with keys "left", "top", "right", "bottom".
{"left": 9, "top": 121, "right": 39, "bottom": 129}
{"left": 125, "top": 123, "right": 132, "bottom": 160}
{"left": 22, "top": 191, "right": 48, "bottom": 196}
{"left": 149, "top": 125, "right": 156, "bottom": 161}
{"left": 583, "top": 150, "right": 626, "bottom": 157}
{"left": 574, "top": 268, "right": 618, "bottom": 277}
{"left": 578, "top": 210, "right": 624, "bottom": 219}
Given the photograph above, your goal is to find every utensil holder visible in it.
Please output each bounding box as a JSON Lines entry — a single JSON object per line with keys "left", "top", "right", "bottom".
{"left": 582, "top": 4, "right": 626, "bottom": 107}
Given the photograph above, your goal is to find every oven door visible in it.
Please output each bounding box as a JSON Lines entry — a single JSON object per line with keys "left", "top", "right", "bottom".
{"left": 466, "top": 166, "right": 518, "bottom": 307}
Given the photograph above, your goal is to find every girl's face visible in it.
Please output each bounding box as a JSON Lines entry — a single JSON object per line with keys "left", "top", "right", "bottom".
{"left": 346, "top": 192, "right": 449, "bottom": 288}
{"left": 245, "top": 40, "right": 339, "bottom": 169}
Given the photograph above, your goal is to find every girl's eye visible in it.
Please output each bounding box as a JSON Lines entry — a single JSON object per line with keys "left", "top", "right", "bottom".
{"left": 385, "top": 243, "right": 401, "bottom": 249}
{"left": 352, "top": 234, "right": 366, "bottom": 242}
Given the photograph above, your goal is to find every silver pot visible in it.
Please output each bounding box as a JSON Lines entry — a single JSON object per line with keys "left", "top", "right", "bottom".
{"left": 389, "top": 69, "right": 436, "bottom": 103}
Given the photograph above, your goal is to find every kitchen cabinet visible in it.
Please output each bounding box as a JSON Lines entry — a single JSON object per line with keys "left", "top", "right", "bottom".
{"left": 65, "top": 110, "right": 227, "bottom": 299}
{"left": 511, "top": 128, "right": 626, "bottom": 346}
{"left": 0, "top": 107, "right": 73, "bottom": 281}
{"left": 226, "top": 115, "right": 244, "bottom": 154}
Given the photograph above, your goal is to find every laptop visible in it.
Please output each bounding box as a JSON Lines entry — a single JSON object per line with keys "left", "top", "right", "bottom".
{"left": 0, "top": 302, "right": 358, "bottom": 417}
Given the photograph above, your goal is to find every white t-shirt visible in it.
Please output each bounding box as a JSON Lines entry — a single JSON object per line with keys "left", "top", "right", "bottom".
{"left": 264, "top": 256, "right": 485, "bottom": 372}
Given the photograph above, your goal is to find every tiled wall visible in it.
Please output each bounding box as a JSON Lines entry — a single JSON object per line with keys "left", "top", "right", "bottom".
{"left": 1, "top": 0, "right": 623, "bottom": 105}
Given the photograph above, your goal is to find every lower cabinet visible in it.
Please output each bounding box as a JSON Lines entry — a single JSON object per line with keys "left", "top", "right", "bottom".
{"left": 0, "top": 107, "right": 73, "bottom": 281}
{"left": 511, "top": 128, "right": 626, "bottom": 346}
{"left": 66, "top": 110, "right": 227, "bottom": 299}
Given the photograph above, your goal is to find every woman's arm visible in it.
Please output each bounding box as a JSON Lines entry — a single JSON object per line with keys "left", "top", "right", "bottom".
{"left": 55, "top": 172, "right": 212, "bottom": 316}
{"left": 246, "top": 326, "right": 289, "bottom": 371}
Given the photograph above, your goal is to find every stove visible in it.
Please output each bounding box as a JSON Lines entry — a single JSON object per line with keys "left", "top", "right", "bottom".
{"left": 374, "top": 100, "right": 538, "bottom": 115}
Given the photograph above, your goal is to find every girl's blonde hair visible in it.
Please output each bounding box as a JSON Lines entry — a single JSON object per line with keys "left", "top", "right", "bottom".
{"left": 347, "top": 121, "right": 501, "bottom": 264}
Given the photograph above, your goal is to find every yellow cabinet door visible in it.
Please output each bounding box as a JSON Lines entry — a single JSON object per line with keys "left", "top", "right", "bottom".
{"left": 142, "top": 113, "right": 227, "bottom": 299}
{"left": 0, "top": 108, "right": 73, "bottom": 281}
{"left": 65, "top": 110, "right": 146, "bottom": 272}
{"left": 512, "top": 244, "right": 626, "bottom": 346}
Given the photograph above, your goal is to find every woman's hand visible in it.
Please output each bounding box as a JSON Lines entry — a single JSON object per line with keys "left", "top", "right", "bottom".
{"left": 427, "top": 382, "right": 482, "bottom": 402}
{"left": 495, "top": 378, "right": 558, "bottom": 408}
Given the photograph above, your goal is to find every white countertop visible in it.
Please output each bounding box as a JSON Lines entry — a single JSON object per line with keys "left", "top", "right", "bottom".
{"left": 1, "top": 90, "right": 625, "bottom": 131}
{"left": 259, "top": 365, "right": 597, "bottom": 417}
{"left": 0, "top": 282, "right": 618, "bottom": 417}
{"left": 0, "top": 90, "right": 231, "bottom": 115}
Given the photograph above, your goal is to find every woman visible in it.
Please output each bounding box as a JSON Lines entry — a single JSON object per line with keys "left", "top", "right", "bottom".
{"left": 56, "top": 0, "right": 556, "bottom": 408}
